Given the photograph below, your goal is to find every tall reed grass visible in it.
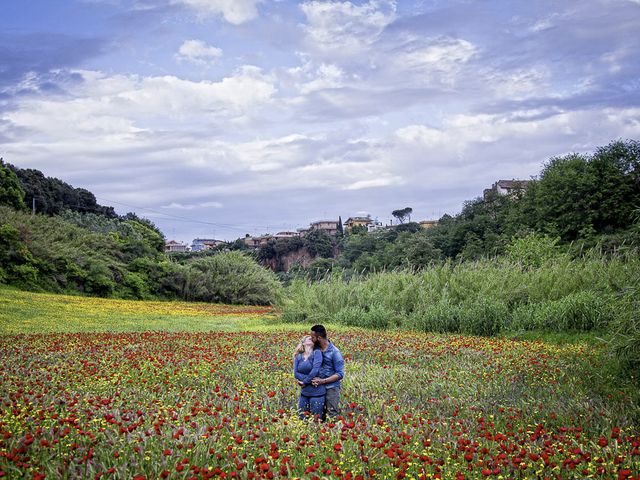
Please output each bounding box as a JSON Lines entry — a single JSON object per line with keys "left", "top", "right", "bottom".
{"left": 280, "top": 250, "right": 639, "bottom": 336}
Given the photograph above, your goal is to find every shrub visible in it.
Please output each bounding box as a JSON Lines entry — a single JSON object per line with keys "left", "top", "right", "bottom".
{"left": 506, "top": 233, "right": 564, "bottom": 268}
{"left": 122, "top": 272, "right": 150, "bottom": 299}
{"left": 185, "top": 252, "right": 282, "bottom": 305}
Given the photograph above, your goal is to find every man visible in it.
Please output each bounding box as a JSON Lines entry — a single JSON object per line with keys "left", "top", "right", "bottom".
{"left": 310, "top": 324, "right": 344, "bottom": 420}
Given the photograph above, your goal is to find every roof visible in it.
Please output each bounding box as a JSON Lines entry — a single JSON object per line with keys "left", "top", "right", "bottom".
{"left": 345, "top": 216, "right": 372, "bottom": 223}
{"left": 310, "top": 219, "right": 338, "bottom": 225}
{"left": 496, "top": 179, "right": 530, "bottom": 189}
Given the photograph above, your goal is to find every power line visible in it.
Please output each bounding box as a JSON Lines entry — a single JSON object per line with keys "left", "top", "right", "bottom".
{"left": 94, "top": 196, "right": 289, "bottom": 232}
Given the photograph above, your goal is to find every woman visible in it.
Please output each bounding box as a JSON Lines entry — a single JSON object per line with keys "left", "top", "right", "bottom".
{"left": 293, "top": 335, "right": 326, "bottom": 420}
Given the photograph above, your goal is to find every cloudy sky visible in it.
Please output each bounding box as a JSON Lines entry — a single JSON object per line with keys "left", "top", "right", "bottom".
{"left": 2, "top": 0, "right": 640, "bottom": 242}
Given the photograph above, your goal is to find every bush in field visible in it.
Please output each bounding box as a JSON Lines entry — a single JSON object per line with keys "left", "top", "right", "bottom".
{"left": 506, "top": 232, "right": 564, "bottom": 268}
{"left": 0, "top": 206, "right": 170, "bottom": 298}
{"left": 333, "top": 306, "right": 368, "bottom": 327}
{"left": 184, "top": 251, "right": 282, "bottom": 305}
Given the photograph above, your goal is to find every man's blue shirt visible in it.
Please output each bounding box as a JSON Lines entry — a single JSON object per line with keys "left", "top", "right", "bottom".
{"left": 319, "top": 341, "right": 344, "bottom": 389}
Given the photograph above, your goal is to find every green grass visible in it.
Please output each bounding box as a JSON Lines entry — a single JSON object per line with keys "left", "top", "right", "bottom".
{"left": 0, "top": 287, "right": 347, "bottom": 334}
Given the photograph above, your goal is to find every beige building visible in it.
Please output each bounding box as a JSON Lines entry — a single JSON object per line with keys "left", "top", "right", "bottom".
{"left": 244, "top": 235, "right": 273, "bottom": 248}
{"left": 344, "top": 216, "right": 372, "bottom": 232}
{"left": 419, "top": 220, "right": 438, "bottom": 229}
{"left": 309, "top": 220, "right": 339, "bottom": 236}
{"left": 165, "top": 240, "right": 189, "bottom": 253}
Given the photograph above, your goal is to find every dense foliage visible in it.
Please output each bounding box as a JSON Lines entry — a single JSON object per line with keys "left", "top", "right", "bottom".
{"left": 6, "top": 162, "right": 117, "bottom": 217}
{"left": 0, "top": 159, "right": 26, "bottom": 211}
{"left": 1, "top": 139, "right": 638, "bottom": 309}
{"left": 0, "top": 207, "right": 280, "bottom": 305}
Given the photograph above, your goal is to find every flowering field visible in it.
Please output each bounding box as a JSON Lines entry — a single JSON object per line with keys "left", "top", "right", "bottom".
{"left": 0, "top": 292, "right": 639, "bottom": 479}
{"left": 0, "top": 289, "right": 275, "bottom": 334}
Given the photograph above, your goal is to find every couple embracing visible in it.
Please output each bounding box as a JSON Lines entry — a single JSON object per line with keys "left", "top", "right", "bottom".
{"left": 293, "top": 324, "right": 344, "bottom": 421}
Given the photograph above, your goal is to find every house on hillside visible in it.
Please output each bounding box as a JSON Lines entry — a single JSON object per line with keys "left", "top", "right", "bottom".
{"left": 367, "top": 219, "right": 385, "bottom": 232}
{"left": 419, "top": 220, "right": 439, "bottom": 229}
{"left": 191, "top": 238, "right": 225, "bottom": 251}
{"left": 344, "top": 216, "right": 373, "bottom": 232}
{"left": 273, "top": 231, "right": 300, "bottom": 239}
{"left": 484, "top": 179, "right": 531, "bottom": 198}
{"left": 244, "top": 235, "right": 272, "bottom": 248}
{"left": 165, "top": 240, "right": 189, "bottom": 253}
{"left": 309, "top": 220, "right": 339, "bottom": 236}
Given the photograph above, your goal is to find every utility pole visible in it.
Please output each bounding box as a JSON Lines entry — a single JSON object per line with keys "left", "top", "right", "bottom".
{"left": 32, "top": 197, "right": 35, "bottom": 216}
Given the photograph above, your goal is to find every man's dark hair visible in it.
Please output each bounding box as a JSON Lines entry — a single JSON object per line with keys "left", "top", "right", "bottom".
{"left": 311, "top": 324, "right": 327, "bottom": 338}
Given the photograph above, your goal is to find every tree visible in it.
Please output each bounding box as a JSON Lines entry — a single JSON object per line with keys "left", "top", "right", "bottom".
{"left": 530, "top": 140, "right": 640, "bottom": 241}
{"left": 304, "top": 229, "right": 334, "bottom": 258}
{"left": 392, "top": 207, "right": 413, "bottom": 224}
{"left": 337, "top": 216, "right": 344, "bottom": 237}
{"left": 0, "top": 159, "right": 26, "bottom": 210}
{"left": 8, "top": 163, "right": 117, "bottom": 217}
{"left": 384, "top": 230, "right": 441, "bottom": 269}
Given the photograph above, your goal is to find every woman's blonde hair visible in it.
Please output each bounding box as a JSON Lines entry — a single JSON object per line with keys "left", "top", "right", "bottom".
{"left": 293, "top": 335, "right": 312, "bottom": 359}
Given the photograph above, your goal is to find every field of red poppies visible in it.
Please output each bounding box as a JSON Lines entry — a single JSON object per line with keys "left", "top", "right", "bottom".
{"left": 1, "top": 323, "right": 638, "bottom": 479}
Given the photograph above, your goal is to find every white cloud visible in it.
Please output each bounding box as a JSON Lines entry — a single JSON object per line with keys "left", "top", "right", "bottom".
{"left": 390, "top": 36, "right": 477, "bottom": 88}
{"left": 176, "top": 40, "right": 223, "bottom": 65}
{"left": 5, "top": 67, "right": 276, "bottom": 139}
{"left": 286, "top": 62, "right": 348, "bottom": 94}
{"left": 344, "top": 176, "right": 402, "bottom": 190}
{"left": 395, "top": 125, "right": 447, "bottom": 146}
{"left": 399, "top": 37, "right": 476, "bottom": 69}
{"left": 162, "top": 201, "right": 223, "bottom": 209}
{"left": 301, "top": 0, "right": 396, "bottom": 58}
{"left": 485, "top": 66, "right": 552, "bottom": 100}
{"left": 173, "top": 0, "right": 262, "bottom": 24}
{"left": 295, "top": 2, "right": 478, "bottom": 94}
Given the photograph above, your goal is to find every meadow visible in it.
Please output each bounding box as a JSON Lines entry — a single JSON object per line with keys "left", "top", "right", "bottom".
{"left": 0, "top": 289, "right": 276, "bottom": 334}
{"left": 0, "top": 288, "right": 639, "bottom": 479}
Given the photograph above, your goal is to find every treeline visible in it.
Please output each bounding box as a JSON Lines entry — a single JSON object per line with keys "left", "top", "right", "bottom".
{"left": 0, "top": 160, "right": 280, "bottom": 305}
{"left": 4, "top": 160, "right": 118, "bottom": 217}
{"left": 282, "top": 140, "right": 640, "bottom": 278}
